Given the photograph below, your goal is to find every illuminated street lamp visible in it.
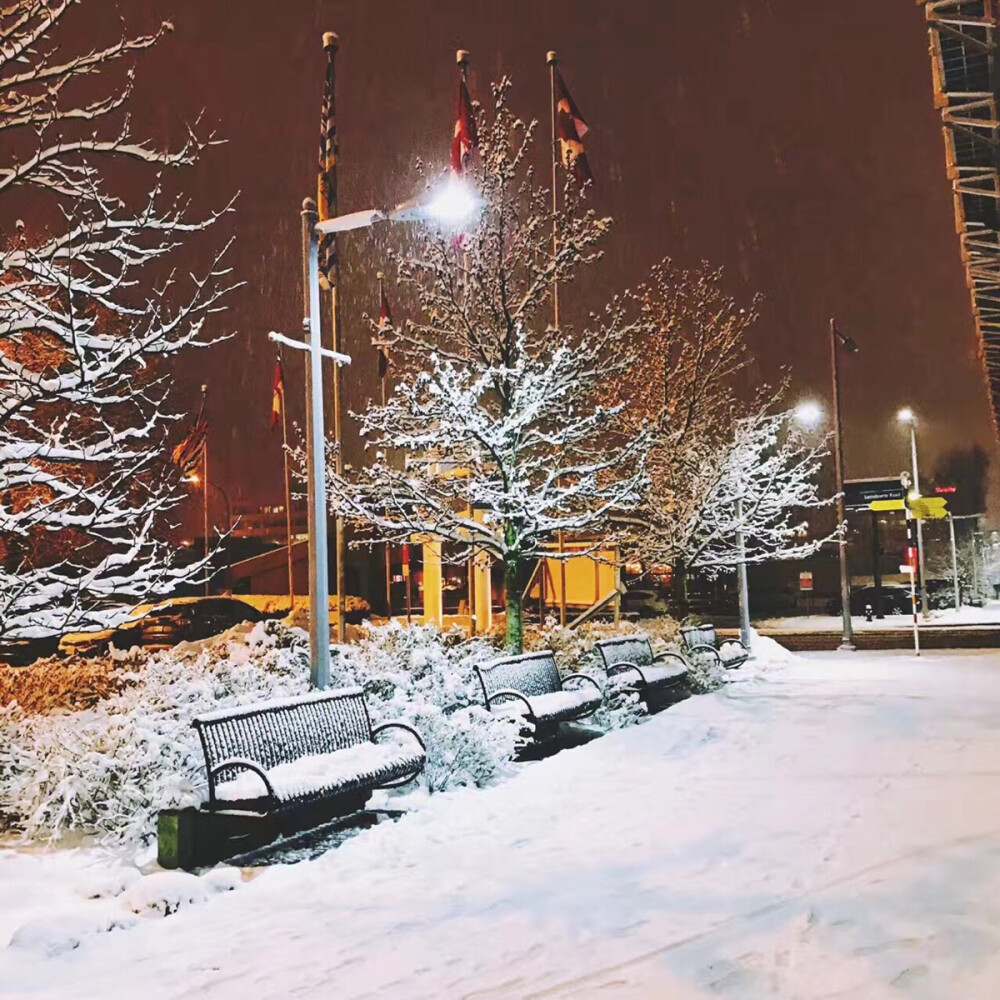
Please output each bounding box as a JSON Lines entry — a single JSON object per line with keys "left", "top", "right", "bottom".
{"left": 897, "top": 407, "right": 929, "bottom": 619}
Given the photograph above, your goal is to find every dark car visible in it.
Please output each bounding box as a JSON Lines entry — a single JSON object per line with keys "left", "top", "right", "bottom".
{"left": 59, "top": 597, "right": 263, "bottom": 657}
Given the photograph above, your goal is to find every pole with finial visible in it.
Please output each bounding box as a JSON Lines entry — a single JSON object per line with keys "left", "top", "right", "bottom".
{"left": 377, "top": 270, "right": 393, "bottom": 617}
{"left": 201, "top": 383, "right": 210, "bottom": 596}
{"left": 321, "top": 30, "right": 347, "bottom": 645}
{"left": 547, "top": 49, "right": 568, "bottom": 626}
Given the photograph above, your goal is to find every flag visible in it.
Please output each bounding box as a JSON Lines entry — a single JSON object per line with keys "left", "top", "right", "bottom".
{"left": 317, "top": 37, "right": 338, "bottom": 284}
{"left": 554, "top": 68, "right": 593, "bottom": 187}
{"left": 270, "top": 359, "right": 285, "bottom": 430}
{"left": 374, "top": 287, "right": 392, "bottom": 379}
{"left": 451, "top": 72, "right": 478, "bottom": 175}
{"left": 172, "top": 405, "right": 207, "bottom": 476}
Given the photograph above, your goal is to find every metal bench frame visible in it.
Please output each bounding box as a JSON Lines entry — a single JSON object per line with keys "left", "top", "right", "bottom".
{"left": 679, "top": 624, "right": 749, "bottom": 669}
{"left": 192, "top": 687, "right": 426, "bottom": 814}
{"left": 475, "top": 650, "right": 602, "bottom": 730}
{"left": 593, "top": 635, "right": 689, "bottom": 696}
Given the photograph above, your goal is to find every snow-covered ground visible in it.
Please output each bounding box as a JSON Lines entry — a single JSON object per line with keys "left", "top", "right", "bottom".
{"left": 757, "top": 599, "right": 1000, "bottom": 631}
{"left": 4, "top": 648, "right": 1000, "bottom": 998}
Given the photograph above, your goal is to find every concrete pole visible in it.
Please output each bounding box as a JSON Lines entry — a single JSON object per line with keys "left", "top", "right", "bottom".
{"left": 736, "top": 495, "right": 751, "bottom": 648}
{"left": 302, "top": 198, "right": 331, "bottom": 689}
{"left": 908, "top": 421, "right": 930, "bottom": 619}
{"left": 830, "top": 318, "right": 855, "bottom": 650}
{"left": 949, "top": 512, "right": 960, "bottom": 610}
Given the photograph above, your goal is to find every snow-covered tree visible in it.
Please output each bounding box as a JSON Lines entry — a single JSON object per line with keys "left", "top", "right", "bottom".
{"left": 0, "top": 2, "right": 234, "bottom": 640}
{"left": 670, "top": 406, "right": 838, "bottom": 574}
{"left": 325, "top": 80, "right": 648, "bottom": 651}
{"left": 608, "top": 260, "right": 835, "bottom": 586}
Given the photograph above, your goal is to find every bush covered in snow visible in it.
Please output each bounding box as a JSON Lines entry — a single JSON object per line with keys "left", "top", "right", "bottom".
{"left": 0, "top": 615, "right": 699, "bottom": 848}
{"left": 0, "top": 621, "right": 521, "bottom": 846}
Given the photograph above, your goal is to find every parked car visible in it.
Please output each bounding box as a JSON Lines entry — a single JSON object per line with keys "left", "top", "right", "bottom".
{"left": 59, "top": 597, "right": 263, "bottom": 658}
{"left": 0, "top": 635, "right": 61, "bottom": 667}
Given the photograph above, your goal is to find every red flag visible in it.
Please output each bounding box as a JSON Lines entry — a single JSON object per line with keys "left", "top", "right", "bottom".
{"left": 172, "top": 403, "right": 207, "bottom": 476}
{"left": 270, "top": 359, "right": 285, "bottom": 430}
{"left": 451, "top": 73, "right": 478, "bottom": 175}
{"left": 375, "top": 287, "right": 392, "bottom": 380}
{"left": 554, "top": 68, "right": 593, "bottom": 187}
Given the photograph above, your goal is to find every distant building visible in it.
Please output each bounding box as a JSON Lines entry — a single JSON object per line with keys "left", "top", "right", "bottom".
{"left": 231, "top": 502, "right": 307, "bottom": 543}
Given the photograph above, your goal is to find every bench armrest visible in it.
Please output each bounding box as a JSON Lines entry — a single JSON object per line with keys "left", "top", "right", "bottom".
{"left": 484, "top": 688, "right": 535, "bottom": 716}
{"left": 372, "top": 721, "right": 427, "bottom": 753}
{"left": 561, "top": 672, "right": 603, "bottom": 695}
{"left": 652, "top": 650, "right": 690, "bottom": 670}
{"left": 722, "top": 639, "right": 750, "bottom": 655}
{"left": 207, "top": 757, "right": 276, "bottom": 807}
{"left": 604, "top": 660, "right": 647, "bottom": 686}
{"left": 684, "top": 643, "right": 722, "bottom": 665}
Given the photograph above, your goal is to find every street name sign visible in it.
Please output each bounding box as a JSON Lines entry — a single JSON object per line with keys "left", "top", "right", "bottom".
{"left": 844, "top": 477, "right": 906, "bottom": 511}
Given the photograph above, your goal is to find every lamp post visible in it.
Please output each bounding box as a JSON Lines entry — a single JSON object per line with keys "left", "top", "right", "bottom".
{"left": 830, "top": 319, "right": 858, "bottom": 650}
{"left": 280, "top": 182, "right": 480, "bottom": 688}
{"left": 897, "top": 408, "right": 929, "bottom": 619}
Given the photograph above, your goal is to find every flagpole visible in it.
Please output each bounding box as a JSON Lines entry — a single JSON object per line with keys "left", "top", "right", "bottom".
{"left": 377, "top": 270, "right": 393, "bottom": 618}
{"left": 280, "top": 355, "right": 295, "bottom": 612}
{"left": 323, "top": 31, "right": 347, "bottom": 645}
{"left": 547, "top": 50, "right": 568, "bottom": 628}
{"left": 457, "top": 48, "right": 478, "bottom": 637}
{"left": 201, "top": 383, "right": 210, "bottom": 597}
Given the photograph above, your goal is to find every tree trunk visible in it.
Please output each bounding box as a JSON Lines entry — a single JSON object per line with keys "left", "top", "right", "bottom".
{"left": 503, "top": 541, "right": 523, "bottom": 652}
{"left": 669, "top": 557, "right": 690, "bottom": 621}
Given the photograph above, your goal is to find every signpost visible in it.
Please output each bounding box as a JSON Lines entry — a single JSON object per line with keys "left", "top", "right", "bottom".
{"left": 909, "top": 496, "right": 948, "bottom": 520}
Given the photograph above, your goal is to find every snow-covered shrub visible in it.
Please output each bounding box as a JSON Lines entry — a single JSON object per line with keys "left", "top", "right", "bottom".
{"left": 0, "top": 656, "right": 134, "bottom": 714}
{"left": 0, "top": 621, "right": 311, "bottom": 845}
{"left": 0, "top": 619, "right": 521, "bottom": 846}
{"left": 684, "top": 651, "right": 726, "bottom": 693}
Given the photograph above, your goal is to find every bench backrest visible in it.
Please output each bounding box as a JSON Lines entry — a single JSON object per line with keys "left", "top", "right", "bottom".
{"left": 680, "top": 624, "right": 718, "bottom": 650}
{"left": 192, "top": 687, "right": 372, "bottom": 773}
{"left": 476, "top": 650, "right": 561, "bottom": 704}
{"left": 594, "top": 635, "right": 654, "bottom": 670}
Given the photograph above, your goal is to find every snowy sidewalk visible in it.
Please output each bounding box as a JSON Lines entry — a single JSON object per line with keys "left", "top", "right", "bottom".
{"left": 5, "top": 651, "right": 1000, "bottom": 998}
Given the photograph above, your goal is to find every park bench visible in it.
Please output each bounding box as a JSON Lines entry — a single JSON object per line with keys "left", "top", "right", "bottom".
{"left": 593, "top": 635, "right": 689, "bottom": 704}
{"left": 475, "top": 650, "right": 602, "bottom": 738}
{"left": 680, "top": 624, "right": 750, "bottom": 669}
{"left": 192, "top": 687, "right": 426, "bottom": 816}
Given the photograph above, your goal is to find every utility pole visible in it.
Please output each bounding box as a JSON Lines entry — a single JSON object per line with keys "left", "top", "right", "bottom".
{"left": 830, "top": 318, "right": 856, "bottom": 650}
{"left": 736, "top": 495, "right": 751, "bottom": 648}
{"left": 949, "top": 511, "right": 960, "bottom": 610}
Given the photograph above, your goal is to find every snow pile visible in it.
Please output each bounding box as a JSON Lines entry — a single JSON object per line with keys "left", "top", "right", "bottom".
{"left": 6, "top": 863, "right": 244, "bottom": 958}
{"left": 213, "top": 742, "right": 424, "bottom": 802}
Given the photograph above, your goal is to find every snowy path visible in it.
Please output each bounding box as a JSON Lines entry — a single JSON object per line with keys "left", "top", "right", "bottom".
{"left": 5, "top": 651, "right": 1000, "bottom": 998}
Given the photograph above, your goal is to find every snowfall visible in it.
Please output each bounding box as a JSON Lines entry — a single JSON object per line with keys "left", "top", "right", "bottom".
{"left": 3, "top": 644, "right": 1000, "bottom": 999}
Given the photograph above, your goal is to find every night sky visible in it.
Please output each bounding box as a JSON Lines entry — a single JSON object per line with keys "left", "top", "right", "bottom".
{"left": 85, "top": 0, "right": 999, "bottom": 520}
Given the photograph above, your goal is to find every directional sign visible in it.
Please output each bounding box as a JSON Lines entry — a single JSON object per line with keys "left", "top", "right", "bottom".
{"left": 869, "top": 498, "right": 906, "bottom": 512}
{"left": 910, "top": 496, "right": 948, "bottom": 520}
{"left": 844, "top": 477, "right": 906, "bottom": 511}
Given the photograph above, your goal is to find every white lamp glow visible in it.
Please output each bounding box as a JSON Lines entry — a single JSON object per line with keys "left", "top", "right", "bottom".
{"left": 794, "top": 400, "right": 823, "bottom": 429}
{"left": 426, "top": 179, "right": 481, "bottom": 227}
{"left": 897, "top": 407, "right": 915, "bottom": 424}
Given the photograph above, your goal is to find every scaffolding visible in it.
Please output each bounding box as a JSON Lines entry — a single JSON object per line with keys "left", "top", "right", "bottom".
{"left": 919, "top": 1, "right": 1000, "bottom": 431}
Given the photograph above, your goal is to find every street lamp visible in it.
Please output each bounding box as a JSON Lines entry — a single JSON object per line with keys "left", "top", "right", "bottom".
{"left": 830, "top": 319, "right": 858, "bottom": 650}
{"left": 286, "top": 178, "right": 480, "bottom": 689}
{"left": 897, "top": 407, "right": 929, "bottom": 618}
{"left": 794, "top": 400, "right": 823, "bottom": 430}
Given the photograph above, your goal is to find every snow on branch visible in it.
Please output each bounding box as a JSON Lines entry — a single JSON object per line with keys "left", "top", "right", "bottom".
{"left": 0, "top": 1, "right": 235, "bottom": 640}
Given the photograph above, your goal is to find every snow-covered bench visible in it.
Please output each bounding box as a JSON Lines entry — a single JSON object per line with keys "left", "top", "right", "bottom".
{"left": 680, "top": 624, "right": 749, "bottom": 670}
{"left": 593, "top": 636, "right": 689, "bottom": 703}
{"left": 475, "top": 650, "right": 602, "bottom": 737}
{"left": 192, "top": 687, "right": 426, "bottom": 815}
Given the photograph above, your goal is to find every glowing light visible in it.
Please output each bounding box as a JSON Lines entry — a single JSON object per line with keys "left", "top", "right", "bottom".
{"left": 184, "top": 474, "right": 200, "bottom": 485}
{"left": 425, "top": 179, "right": 480, "bottom": 227}
{"left": 793, "top": 400, "right": 823, "bottom": 429}
{"left": 897, "top": 407, "right": 915, "bottom": 424}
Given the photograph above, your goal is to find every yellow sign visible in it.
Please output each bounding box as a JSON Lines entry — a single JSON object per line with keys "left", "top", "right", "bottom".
{"left": 869, "top": 498, "right": 906, "bottom": 512}
{"left": 910, "top": 497, "right": 948, "bottom": 520}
